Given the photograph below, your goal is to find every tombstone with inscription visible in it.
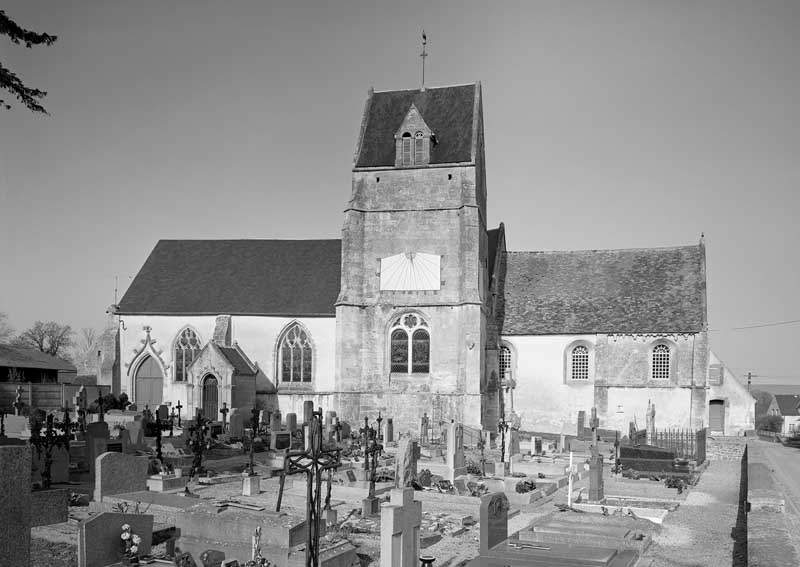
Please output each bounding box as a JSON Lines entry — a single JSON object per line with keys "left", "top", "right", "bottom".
{"left": 384, "top": 418, "right": 394, "bottom": 444}
{"left": 228, "top": 408, "right": 244, "bottom": 439}
{"left": 480, "top": 492, "right": 509, "bottom": 554}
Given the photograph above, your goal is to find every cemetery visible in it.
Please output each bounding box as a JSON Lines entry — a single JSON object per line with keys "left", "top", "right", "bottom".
{"left": 1, "top": 390, "right": 753, "bottom": 567}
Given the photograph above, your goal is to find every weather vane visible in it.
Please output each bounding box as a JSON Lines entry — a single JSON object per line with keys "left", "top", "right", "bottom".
{"left": 420, "top": 30, "right": 428, "bottom": 90}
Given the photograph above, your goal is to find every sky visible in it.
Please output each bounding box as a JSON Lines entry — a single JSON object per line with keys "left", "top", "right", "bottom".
{"left": 1, "top": 1, "right": 799, "bottom": 387}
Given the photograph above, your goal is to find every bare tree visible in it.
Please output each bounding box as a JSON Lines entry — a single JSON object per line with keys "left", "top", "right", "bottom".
{"left": 15, "top": 320, "right": 74, "bottom": 358}
{"left": 1, "top": 10, "right": 57, "bottom": 113}
{"left": 69, "top": 327, "right": 99, "bottom": 375}
{"left": 0, "top": 312, "right": 14, "bottom": 343}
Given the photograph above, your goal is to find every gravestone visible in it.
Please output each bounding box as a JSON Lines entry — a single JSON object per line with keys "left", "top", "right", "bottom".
{"left": 303, "top": 400, "right": 314, "bottom": 424}
{"left": 419, "top": 413, "right": 430, "bottom": 445}
{"left": 577, "top": 410, "right": 586, "bottom": 440}
{"left": 94, "top": 451, "right": 150, "bottom": 501}
{"left": 126, "top": 419, "right": 145, "bottom": 450}
{"left": 157, "top": 404, "right": 169, "bottom": 421}
{"left": 384, "top": 418, "right": 394, "bottom": 443}
{"left": 285, "top": 412, "right": 297, "bottom": 432}
{"left": 200, "top": 549, "right": 226, "bottom": 567}
{"left": 85, "top": 421, "right": 109, "bottom": 480}
{"left": 394, "top": 437, "right": 419, "bottom": 488}
{"left": 228, "top": 409, "right": 244, "bottom": 439}
{"left": 2, "top": 414, "right": 29, "bottom": 438}
{"left": 0, "top": 445, "right": 31, "bottom": 567}
{"left": 646, "top": 400, "right": 656, "bottom": 445}
{"left": 271, "top": 430, "right": 291, "bottom": 451}
{"left": 270, "top": 411, "right": 281, "bottom": 432}
{"left": 445, "top": 421, "right": 465, "bottom": 482}
{"left": 380, "top": 487, "right": 421, "bottom": 567}
{"left": 78, "top": 511, "right": 153, "bottom": 567}
{"left": 480, "top": 492, "right": 509, "bottom": 554}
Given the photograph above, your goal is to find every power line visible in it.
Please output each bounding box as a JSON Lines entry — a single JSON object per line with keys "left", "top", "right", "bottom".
{"left": 732, "top": 318, "right": 800, "bottom": 330}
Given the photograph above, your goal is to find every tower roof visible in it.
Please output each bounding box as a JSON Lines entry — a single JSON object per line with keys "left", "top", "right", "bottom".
{"left": 354, "top": 83, "right": 479, "bottom": 168}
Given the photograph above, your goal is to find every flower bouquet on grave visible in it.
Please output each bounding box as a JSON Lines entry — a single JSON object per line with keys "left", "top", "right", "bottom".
{"left": 120, "top": 523, "right": 141, "bottom": 565}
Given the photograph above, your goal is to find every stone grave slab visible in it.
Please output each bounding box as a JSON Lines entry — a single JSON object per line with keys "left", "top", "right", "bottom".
{"left": 95, "top": 451, "right": 150, "bottom": 501}
{"left": 78, "top": 511, "right": 153, "bottom": 567}
{"left": 475, "top": 540, "right": 638, "bottom": 567}
{"left": 147, "top": 474, "right": 190, "bottom": 492}
{"left": 0, "top": 444, "right": 31, "bottom": 567}
{"left": 517, "top": 519, "right": 651, "bottom": 554}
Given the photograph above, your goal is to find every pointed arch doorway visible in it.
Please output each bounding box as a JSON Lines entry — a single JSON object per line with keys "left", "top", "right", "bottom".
{"left": 135, "top": 355, "right": 163, "bottom": 408}
{"left": 202, "top": 375, "right": 219, "bottom": 420}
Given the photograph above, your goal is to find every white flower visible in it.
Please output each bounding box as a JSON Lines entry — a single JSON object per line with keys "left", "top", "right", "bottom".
{"left": 121, "top": 532, "right": 130, "bottom": 540}
{"left": 132, "top": 534, "right": 141, "bottom": 545}
{"left": 121, "top": 523, "right": 130, "bottom": 531}
{"left": 130, "top": 545, "right": 138, "bottom": 554}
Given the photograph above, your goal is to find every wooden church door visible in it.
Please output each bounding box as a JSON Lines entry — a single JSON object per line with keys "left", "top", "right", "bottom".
{"left": 709, "top": 400, "right": 725, "bottom": 433}
{"left": 134, "top": 355, "right": 163, "bottom": 409}
{"left": 202, "top": 375, "right": 219, "bottom": 420}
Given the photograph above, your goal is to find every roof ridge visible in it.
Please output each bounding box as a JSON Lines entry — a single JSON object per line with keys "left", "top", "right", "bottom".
{"left": 505, "top": 244, "right": 701, "bottom": 255}
{"left": 372, "top": 82, "right": 476, "bottom": 93}
{"left": 156, "top": 238, "right": 342, "bottom": 243}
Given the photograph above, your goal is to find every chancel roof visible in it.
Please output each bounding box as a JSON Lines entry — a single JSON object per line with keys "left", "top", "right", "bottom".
{"left": 354, "top": 83, "right": 478, "bottom": 168}
{"left": 217, "top": 345, "right": 256, "bottom": 375}
{"left": 118, "top": 240, "right": 341, "bottom": 316}
{"left": 503, "top": 245, "right": 706, "bottom": 335}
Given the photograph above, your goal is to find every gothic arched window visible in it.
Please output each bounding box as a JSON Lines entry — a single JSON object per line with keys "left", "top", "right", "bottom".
{"left": 390, "top": 313, "right": 429, "bottom": 374}
{"left": 651, "top": 344, "right": 671, "bottom": 380}
{"left": 401, "top": 132, "right": 413, "bottom": 166}
{"left": 174, "top": 328, "right": 201, "bottom": 382}
{"left": 279, "top": 324, "right": 312, "bottom": 383}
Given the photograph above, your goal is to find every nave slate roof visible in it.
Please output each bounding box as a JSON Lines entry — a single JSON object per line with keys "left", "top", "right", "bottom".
{"left": 118, "top": 240, "right": 341, "bottom": 316}
{"left": 354, "top": 83, "right": 479, "bottom": 168}
{"left": 502, "top": 244, "right": 706, "bottom": 335}
{"left": 0, "top": 344, "right": 77, "bottom": 372}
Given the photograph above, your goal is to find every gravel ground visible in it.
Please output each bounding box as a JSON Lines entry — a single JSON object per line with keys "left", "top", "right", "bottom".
{"left": 643, "top": 459, "right": 744, "bottom": 567}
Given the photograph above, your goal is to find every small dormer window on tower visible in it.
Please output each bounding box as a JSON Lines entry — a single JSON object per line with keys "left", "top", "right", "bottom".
{"left": 395, "top": 104, "right": 433, "bottom": 167}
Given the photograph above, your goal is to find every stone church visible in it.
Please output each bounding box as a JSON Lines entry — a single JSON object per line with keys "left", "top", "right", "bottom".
{"left": 112, "top": 82, "right": 754, "bottom": 436}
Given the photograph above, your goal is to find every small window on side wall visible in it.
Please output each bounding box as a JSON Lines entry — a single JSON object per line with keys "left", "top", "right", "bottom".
{"left": 401, "top": 133, "right": 413, "bottom": 166}
{"left": 651, "top": 344, "right": 671, "bottom": 380}
{"left": 565, "top": 341, "right": 593, "bottom": 383}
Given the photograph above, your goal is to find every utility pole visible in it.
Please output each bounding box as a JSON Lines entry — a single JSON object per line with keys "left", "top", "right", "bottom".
{"left": 747, "top": 372, "right": 754, "bottom": 393}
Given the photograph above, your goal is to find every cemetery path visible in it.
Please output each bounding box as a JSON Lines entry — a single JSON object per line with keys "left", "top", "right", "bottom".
{"left": 645, "top": 459, "right": 742, "bottom": 567}
{"left": 754, "top": 440, "right": 800, "bottom": 560}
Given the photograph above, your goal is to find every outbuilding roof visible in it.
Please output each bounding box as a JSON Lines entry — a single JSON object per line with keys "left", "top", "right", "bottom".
{"left": 117, "top": 239, "right": 342, "bottom": 316}
{"left": 218, "top": 345, "right": 256, "bottom": 375}
{"left": 773, "top": 395, "right": 800, "bottom": 417}
{"left": 502, "top": 245, "right": 706, "bottom": 334}
{"left": 354, "top": 83, "right": 478, "bottom": 168}
{"left": 0, "top": 344, "right": 77, "bottom": 372}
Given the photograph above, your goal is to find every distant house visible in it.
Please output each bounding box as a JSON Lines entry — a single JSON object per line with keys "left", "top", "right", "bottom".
{"left": 0, "top": 344, "right": 77, "bottom": 383}
{"left": 767, "top": 394, "right": 800, "bottom": 436}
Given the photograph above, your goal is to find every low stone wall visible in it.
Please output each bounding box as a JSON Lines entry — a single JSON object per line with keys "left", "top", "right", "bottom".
{"left": 706, "top": 436, "right": 747, "bottom": 461}
{"left": 747, "top": 440, "right": 799, "bottom": 566}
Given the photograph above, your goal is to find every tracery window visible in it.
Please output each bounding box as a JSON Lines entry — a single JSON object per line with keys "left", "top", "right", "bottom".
{"left": 390, "top": 313, "right": 429, "bottom": 374}
{"left": 571, "top": 345, "right": 589, "bottom": 380}
{"left": 279, "top": 324, "right": 312, "bottom": 383}
{"left": 499, "top": 345, "right": 512, "bottom": 381}
{"left": 651, "top": 344, "right": 671, "bottom": 380}
{"left": 174, "top": 328, "right": 201, "bottom": 382}
{"left": 401, "top": 132, "right": 413, "bottom": 166}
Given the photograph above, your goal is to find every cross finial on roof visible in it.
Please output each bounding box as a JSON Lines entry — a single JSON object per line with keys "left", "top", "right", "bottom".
{"left": 420, "top": 30, "right": 428, "bottom": 91}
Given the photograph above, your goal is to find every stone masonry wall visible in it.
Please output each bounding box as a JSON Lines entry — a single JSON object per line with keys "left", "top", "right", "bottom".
{"left": 707, "top": 436, "right": 747, "bottom": 461}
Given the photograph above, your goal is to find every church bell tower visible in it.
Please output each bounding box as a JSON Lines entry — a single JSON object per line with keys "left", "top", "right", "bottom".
{"left": 334, "top": 83, "right": 495, "bottom": 432}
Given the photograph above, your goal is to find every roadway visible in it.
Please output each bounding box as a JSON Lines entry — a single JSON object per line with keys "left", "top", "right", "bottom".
{"left": 754, "top": 439, "right": 800, "bottom": 558}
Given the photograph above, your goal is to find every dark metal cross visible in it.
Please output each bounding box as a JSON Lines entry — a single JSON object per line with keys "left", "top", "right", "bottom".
{"left": 376, "top": 412, "right": 383, "bottom": 442}
{"left": 498, "top": 418, "right": 509, "bottom": 463}
{"left": 175, "top": 400, "right": 183, "bottom": 427}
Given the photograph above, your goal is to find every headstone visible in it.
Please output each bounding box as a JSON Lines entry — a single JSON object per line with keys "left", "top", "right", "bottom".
{"left": 445, "top": 422, "right": 465, "bottom": 482}
{"left": 380, "top": 487, "right": 422, "bottom": 567}
{"left": 0, "top": 445, "right": 31, "bottom": 566}
{"left": 394, "top": 437, "right": 419, "bottom": 488}
{"left": 480, "top": 492, "right": 509, "bottom": 554}
{"left": 384, "top": 418, "right": 394, "bottom": 443}
{"left": 228, "top": 409, "right": 244, "bottom": 439}
{"left": 325, "top": 410, "right": 336, "bottom": 427}
{"left": 127, "top": 419, "right": 145, "bottom": 450}
{"left": 419, "top": 413, "right": 430, "bottom": 445}
{"left": 346, "top": 470, "right": 358, "bottom": 483}
{"left": 30, "top": 444, "right": 70, "bottom": 484}
{"left": 94, "top": 452, "right": 150, "bottom": 501}
{"left": 577, "top": 410, "right": 586, "bottom": 440}
{"left": 270, "top": 431, "right": 291, "bottom": 451}
{"left": 200, "top": 549, "right": 226, "bottom": 567}
{"left": 270, "top": 411, "right": 281, "bottom": 432}
{"left": 221, "top": 560, "right": 240, "bottom": 567}
{"left": 85, "top": 421, "right": 109, "bottom": 479}
{"left": 303, "top": 400, "right": 314, "bottom": 424}
{"left": 78, "top": 511, "right": 153, "bottom": 567}
{"left": 157, "top": 404, "right": 169, "bottom": 421}
{"left": 285, "top": 413, "right": 297, "bottom": 432}
{"left": 175, "top": 551, "right": 199, "bottom": 566}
